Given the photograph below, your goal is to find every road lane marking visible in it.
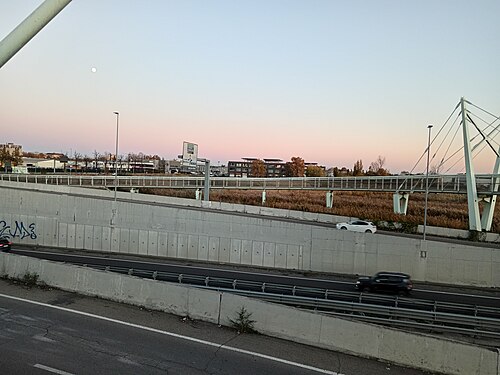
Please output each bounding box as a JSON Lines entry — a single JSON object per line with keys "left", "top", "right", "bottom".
{"left": 1, "top": 293, "right": 343, "bottom": 375}
{"left": 34, "top": 364, "right": 75, "bottom": 375}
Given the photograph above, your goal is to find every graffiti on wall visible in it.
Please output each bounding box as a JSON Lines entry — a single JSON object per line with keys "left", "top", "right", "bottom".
{"left": 0, "top": 220, "right": 37, "bottom": 240}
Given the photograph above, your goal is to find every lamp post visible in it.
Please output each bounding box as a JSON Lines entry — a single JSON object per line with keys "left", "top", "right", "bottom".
{"left": 113, "top": 112, "right": 119, "bottom": 205}
{"left": 109, "top": 112, "right": 120, "bottom": 226}
{"left": 423, "top": 124, "right": 433, "bottom": 240}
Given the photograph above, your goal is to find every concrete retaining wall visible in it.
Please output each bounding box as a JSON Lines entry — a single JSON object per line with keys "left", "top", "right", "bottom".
{"left": 1, "top": 180, "right": 500, "bottom": 287}
{"left": 0, "top": 253, "right": 497, "bottom": 375}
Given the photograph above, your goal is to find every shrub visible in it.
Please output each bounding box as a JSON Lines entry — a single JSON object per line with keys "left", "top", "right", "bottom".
{"left": 229, "top": 306, "right": 256, "bottom": 334}
{"left": 22, "top": 272, "right": 39, "bottom": 287}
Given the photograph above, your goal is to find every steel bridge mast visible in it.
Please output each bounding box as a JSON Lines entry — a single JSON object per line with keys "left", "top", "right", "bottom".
{"left": 461, "top": 98, "right": 482, "bottom": 231}
{"left": 462, "top": 97, "right": 499, "bottom": 231}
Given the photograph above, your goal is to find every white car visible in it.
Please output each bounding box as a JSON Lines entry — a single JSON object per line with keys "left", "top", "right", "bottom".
{"left": 336, "top": 220, "right": 377, "bottom": 233}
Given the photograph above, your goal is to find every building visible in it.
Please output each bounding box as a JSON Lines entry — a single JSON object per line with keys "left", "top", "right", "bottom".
{"left": 227, "top": 157, "right": 326, "bottom": 178}
{"left": 0, "top": 142, "right": 23, "bottom": 170}
{"left": 1, "top": 142, "right": 23, "bottom": 156}
{"left": 227, "top": 158, "right": 283, "bottom": 177}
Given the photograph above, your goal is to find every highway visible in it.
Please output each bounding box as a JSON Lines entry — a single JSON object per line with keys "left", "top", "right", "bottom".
{"left": 11, "top": 247, "right": 500, "bottom": 310}
{"left": 0, "top": 280, "right": 431, "bottom": 375}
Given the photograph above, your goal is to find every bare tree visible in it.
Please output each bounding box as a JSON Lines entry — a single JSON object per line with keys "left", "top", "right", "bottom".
{"left": 368, "top": 155, "right": 389, "bottom": 175}
{"left": 73, "top": 152, "right": 82, "bottom": 172}
{"left": 101, "top": 152, "right": 112, "bottom": 174}
{"left": 93, "top": 150, "right": 101, "bottom": 173}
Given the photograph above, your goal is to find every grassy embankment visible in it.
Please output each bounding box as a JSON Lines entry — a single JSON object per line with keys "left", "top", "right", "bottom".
{"left": 144, "top": 189, "right": 500, "bottom": 233}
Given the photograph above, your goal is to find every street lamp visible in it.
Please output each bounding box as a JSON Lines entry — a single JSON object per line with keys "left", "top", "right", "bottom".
{"left": 113, "top": 111, "right": 119, "bottom": 205}
{"left": 423, "top": 124, "right": 433, "bottom": 240}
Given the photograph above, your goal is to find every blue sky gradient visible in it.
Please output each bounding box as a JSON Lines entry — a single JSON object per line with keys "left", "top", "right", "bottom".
{"left": 1, "top": 0, "right": 499, "bottom": 173}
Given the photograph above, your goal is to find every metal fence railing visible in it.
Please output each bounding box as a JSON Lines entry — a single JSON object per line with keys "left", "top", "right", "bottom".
{"left": 2, "top": 173, "right": 500, "bottom": 195}
{"left": 80, "top": 263, "right": 500, "bottom": 339}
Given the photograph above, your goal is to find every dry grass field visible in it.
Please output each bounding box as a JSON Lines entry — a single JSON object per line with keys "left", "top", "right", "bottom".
{"left": 145, "top": 188, "right": 500, "bottom": 233}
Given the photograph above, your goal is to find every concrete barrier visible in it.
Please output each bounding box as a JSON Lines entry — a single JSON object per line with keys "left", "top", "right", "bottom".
{"left": 0, "top": 252, "right": 497, "bottom": 375}
{"left": 1, "top": 180, "right": 500, "bottom": 288}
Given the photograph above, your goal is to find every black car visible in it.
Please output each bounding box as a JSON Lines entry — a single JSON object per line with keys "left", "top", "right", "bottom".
{"left": 0, "top": 238, "right": 12, "bottom": 252}
{"left": 355, "top": 271, "right": 413, "bottom": 295}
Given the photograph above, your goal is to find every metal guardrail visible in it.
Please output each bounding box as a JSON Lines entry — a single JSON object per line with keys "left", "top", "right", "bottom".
{"left": 2, "top": 173, "right": 500, "bottom": 195}
{"left": 224, "top": 289, "right": 500, "bottom": 339}
{"left": 86, "top": 263, "right": 500, "bottom": 339}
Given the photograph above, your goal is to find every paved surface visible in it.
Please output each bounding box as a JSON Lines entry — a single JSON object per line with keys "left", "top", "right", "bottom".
{"left": 0, "top": 278, "right": 437, "bottom": 375}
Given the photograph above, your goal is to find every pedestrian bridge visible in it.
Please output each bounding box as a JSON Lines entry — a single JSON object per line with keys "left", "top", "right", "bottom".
{"left": 1, "top": 173, "right": 499, "bottom": 195}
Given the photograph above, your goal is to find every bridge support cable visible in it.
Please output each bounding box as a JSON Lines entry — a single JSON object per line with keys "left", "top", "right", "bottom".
{"left": 392, "top": 102, "right": 461, "bottom": 216}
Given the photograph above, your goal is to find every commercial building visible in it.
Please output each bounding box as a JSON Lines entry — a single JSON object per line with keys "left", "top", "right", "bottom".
{"left": 227, "top": 158, "right": 323, "bottom": 177}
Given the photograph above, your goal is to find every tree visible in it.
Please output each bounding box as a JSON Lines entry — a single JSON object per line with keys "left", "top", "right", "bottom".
{"left": 73, "top": 152, "right": 82, "bottom": 172}
{"left": 101, "top": 152, "right": 112, "bottom": 174}
{"left": 82, "top": 155, "right": 91, "bottom": 172}
{"left": 93, "top": 150, "right": 101, "bottom": 172}
{"left": 0, "top": 147, "right": 22, "bottom": 170}
{"left": 305, "top": 165, "right": 326, "bottom": 177}
{"left": 368, "top": 155, "right": 389, "bottom": 176}
{"left": 251, "top": 159, "right": 266, "bottom": 177}
{"left": 353, "top": 160, "right": 364, "bottom": 176}
{"left": 284, "top": 157, "right": 305, "bottom": 177}
{"left": 430, "top": 164, "right": 440, "bottom": 175}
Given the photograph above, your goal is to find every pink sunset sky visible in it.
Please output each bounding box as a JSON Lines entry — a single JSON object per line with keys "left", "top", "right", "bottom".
{"left": 1, "top": 1, "right": 499, "bottom": 174}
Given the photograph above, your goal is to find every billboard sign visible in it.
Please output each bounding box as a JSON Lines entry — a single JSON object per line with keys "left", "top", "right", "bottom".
{"left": 182, "top": 141, "right": 198, "bottom": 170}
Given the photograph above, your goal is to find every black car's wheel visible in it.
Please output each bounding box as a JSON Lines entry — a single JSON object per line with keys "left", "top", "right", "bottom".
{"left": 362, "top": 286, "right": 370, "bottom": 293}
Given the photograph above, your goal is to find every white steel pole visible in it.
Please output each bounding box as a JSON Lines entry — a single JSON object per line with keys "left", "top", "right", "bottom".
{"left": 423, "top": 124, "right": 433, "bottom": 241}
{"left": 203, "top": 160, "right": 210, "bottom": 201}
{"left": 0, "top": 0, "right": 72, "bottom": 69}
{"left": 113, "top": 112, "right": 119, "bottom": 205}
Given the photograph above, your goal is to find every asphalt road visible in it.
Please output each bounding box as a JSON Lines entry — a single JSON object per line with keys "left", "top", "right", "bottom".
{"left": 11, "top": 247, "right": 500, "bottom": 310}
{"left": 0, "top": 280, "right": 435, "bottom": 375}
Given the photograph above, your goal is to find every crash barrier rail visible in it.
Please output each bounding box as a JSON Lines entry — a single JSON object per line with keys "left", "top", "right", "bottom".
{"left": 75, "top": 263, "right": 500, "bottom": 339}
{"left": 2, "top": 173, "right": 500, "bottom": 195}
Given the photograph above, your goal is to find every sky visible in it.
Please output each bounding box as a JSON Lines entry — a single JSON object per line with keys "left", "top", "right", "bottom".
{"left": 1, "top": 0, "right": 499, "bottom": 173}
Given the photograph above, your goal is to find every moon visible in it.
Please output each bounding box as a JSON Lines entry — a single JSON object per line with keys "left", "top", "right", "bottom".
{"left": 91, "top": 67, "right": 97, "bottom": 73}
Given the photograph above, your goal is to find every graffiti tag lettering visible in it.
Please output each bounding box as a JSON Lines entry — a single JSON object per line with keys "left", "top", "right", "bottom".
{"left": 0, "top": 220, "right": 37, "bottom": 240}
